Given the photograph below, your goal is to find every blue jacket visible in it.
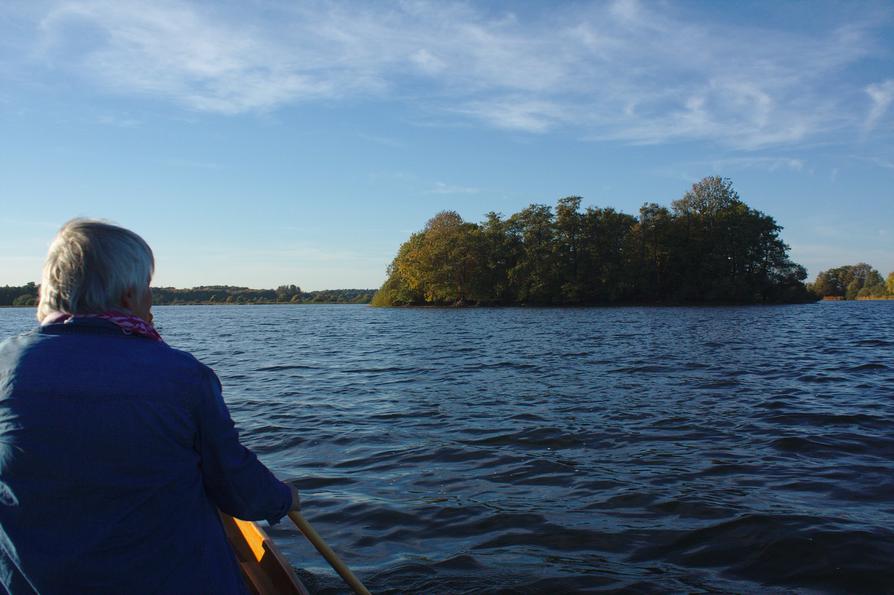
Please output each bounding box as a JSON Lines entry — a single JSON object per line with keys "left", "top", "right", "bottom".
{"left": 0, "top": 318, "right": 292, "bottom": 594}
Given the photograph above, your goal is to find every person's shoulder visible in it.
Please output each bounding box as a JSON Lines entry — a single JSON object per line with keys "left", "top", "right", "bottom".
{"left": 158, "top": 344, "right": 220, "bottom": 383}
{"left": 0, "top": 330, "right": 28, "bottom": 344}
{"left": 0, "top": 328, "right": 40, "bottom": 345}
{"left": 0, "top": 329, "right": 41, "bottom": 361}
{"left": 157, "top": 343, "right": 210, "bottom": 371}
{"left": 0, "top": 330, "right": 49, "bottom": 386}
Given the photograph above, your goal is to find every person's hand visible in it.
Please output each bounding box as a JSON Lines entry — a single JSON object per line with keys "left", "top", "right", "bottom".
{"left": 288, "top": 482, "right": 301, "bottom": 512}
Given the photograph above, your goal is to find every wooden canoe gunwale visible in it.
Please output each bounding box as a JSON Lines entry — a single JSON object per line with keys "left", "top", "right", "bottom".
{"left": 219, "top": 512, "right": 309, "bottom": 595}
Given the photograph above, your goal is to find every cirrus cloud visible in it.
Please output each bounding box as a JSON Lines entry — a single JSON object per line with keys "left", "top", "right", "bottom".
{"left": 865, "top": 79, "right": 894, "bottom": 132}
{"left": 21, "top": 0, "right": 893, "bottom": 149}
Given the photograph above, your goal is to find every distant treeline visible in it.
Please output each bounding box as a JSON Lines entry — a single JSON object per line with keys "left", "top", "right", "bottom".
{"left": 151, "top": 285, "right": 374, "bottom": 305}
{"left": 0, "top": 283, "right": 374, "bottom": 307}
{"left": 0, "top": 283, "right": 38, "bottom": 307}
{"left": 373, "top": 176, "right": 817, "bottom": 307}
{"left": 808, "top": 264, "right": 894, "bottom": 300}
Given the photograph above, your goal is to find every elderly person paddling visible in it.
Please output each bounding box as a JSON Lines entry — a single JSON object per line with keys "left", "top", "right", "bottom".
{"left": 0, "top": 219, "right": 299, "bottom": 594}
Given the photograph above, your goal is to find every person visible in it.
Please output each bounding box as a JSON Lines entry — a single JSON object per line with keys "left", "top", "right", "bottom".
{"left": 0, "top": 219, "right": 300, "bottom": 593}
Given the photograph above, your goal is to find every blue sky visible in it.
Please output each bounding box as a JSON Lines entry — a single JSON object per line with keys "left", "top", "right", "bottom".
{"left": 1, "top": 0, "right": 892, "bottom": 290}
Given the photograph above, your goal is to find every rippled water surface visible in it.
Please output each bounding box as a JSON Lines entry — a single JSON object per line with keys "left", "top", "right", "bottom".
{"left": 3, "top": 303, "right": 893, "bottom": 593}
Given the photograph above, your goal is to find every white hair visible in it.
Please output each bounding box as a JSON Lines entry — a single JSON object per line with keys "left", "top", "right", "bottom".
{"left": 37, "top": 219, "right": 154, "bottom": 322}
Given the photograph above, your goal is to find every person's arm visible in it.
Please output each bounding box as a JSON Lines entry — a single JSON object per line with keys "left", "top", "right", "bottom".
{"left": 193, "top": 367, "right": 296, "bottom": 524}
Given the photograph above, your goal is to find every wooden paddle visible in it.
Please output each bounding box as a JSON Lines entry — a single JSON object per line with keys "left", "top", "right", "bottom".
{"left": 288, "top": 511, "right": 371, "bottom": 595}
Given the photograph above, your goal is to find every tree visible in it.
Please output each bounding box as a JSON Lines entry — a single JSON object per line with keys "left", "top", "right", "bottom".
{"left": 810, "top": 270, "right": 843, "bottom": 297}
{"left": 809, "top": 263, "right": 885, "bottom": 299}
{"left": 419, "top": 211, "right": 479, "bottom": 304}
{"left": 667, "top": 177, "right": 789, "bottom": 301}
{"left": 507, "top": 204, "right": 557, "bottom": 304}
{"left": 373, "top": 211, "right": 480, "bottom": 306}
{"left": 0, "top": 282, "right": 39, "bottom": 306}
{"left": 12, "top": 294, "right": 35, "bottom": 306}
{"left": 669, "top": 177, "right": 743, "bottom": 300}
{"left": 637, "top": 203, "right": 672, "bottom": 299}
{"left": 888, "top": 272, "right": 894, "bottom": 296}
{"left": 554, "top": 197, "right": 584, "bottom": 303}
{"left": 671, "top": 176, "right": 742, "bottom": 217}
{"left": 276, "top": 284, "right": 302, "bottom": 302}
{"left": 577, "top": 206, "right": 637, "bottom": 302}
{"left": 473, "top": 212, "right": 518, "bottom": 304}
{"left": 865, "top": 282, "right": 888, "bottom": 298}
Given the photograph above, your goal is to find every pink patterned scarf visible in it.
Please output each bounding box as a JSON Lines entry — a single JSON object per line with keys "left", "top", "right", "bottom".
{"left": 44, "top": 311, "right": 164, "bottom": 343}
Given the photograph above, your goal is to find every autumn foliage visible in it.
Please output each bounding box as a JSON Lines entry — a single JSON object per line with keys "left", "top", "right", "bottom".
{"left": 373, "top": 177, "right": 816, "bottom": 306}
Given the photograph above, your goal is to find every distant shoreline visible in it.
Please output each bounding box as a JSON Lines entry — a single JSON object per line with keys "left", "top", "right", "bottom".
{"left": 0, "top": 302, "right": 369, "bottom": 309}
{"left": 0, "top": 302, "right": 808, "bottom": 310}
{"left": 4, "top": 297, "right": 893, "bottom": 311}
{"left": 0, "top": 285, "right": 375, "bottom": 307}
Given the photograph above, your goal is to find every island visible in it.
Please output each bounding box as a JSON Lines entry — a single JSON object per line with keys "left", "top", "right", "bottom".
{"left": 371, "top": 176, "right": 887, "bottom": 307}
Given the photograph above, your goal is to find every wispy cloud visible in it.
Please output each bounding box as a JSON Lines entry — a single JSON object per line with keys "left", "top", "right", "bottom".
{"left": 654, "top": 155, "right": 807, "bottom": 182}
{"left": 97, "top": 113, "right": 140, "bottom": 127}
{"left": 849, "top": 154, "right": 894, "bottom": 170}
{"left": 164, "top": 158, "right": 220, "bottom": 170}
{"left": 426, "top": 182, "right": 480, "bottom": 195}
{"left": 864, "top": 79, "right": 894, "bottom": 132}
{"left": 452, "top": 98, "right": 570, "bottom": 133}
{"left": 706, "top": 157, "right": 807, "bottom": 173}
{"left": 23, "top": 0, "right": 891, "bottom": 149}
{"left": 357, "top": 133, "right": 406, "bottom": 149}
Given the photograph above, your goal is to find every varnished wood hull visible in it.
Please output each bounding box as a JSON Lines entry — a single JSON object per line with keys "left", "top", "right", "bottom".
{"left": 220, "top": 513, "right": 309, "bottom": 595}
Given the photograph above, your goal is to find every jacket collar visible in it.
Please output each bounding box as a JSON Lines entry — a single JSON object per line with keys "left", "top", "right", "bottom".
{"left": 40, "top": 317, "right": 127, "bottom": 336}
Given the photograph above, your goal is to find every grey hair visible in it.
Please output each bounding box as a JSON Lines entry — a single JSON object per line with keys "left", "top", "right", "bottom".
{"left": 37, "top": 219, "right": 154, "bottom": 322}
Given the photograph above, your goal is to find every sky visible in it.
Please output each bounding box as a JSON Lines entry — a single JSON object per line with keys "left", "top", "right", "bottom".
{"left": 1, "top": 0, "right": 892, "bottom": 290}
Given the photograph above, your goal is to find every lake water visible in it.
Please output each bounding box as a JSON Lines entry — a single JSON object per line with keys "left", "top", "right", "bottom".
{"left": 2, "top": 303, "right": 893, "bottom": 593}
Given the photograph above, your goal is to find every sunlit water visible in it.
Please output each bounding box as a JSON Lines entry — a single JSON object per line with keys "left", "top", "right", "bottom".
{"left": 2, "top": 303, "right": 893, "bottom": 593}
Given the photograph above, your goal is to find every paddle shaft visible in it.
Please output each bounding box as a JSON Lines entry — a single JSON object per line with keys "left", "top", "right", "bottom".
{"left": 288, "top": 511, "right": 371, "bottom": 595}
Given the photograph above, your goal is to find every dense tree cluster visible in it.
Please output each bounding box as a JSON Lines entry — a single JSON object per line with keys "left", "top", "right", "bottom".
{"left": 373, "top": 177, "right": 816, "bottom": 306}
{"left": 0, "top": 283, "right": 374, "bottom": 307}
{"left": 0, "top": 283, "right": 38, "bottom": 307}
{"left": 149, "top": 286, "right": 374, "bottom": 305}
{"left": 152, "top": 285, "right": 278, "bottom": 304}
{"left": 301, "top": 289, "right": 374, "bottom": 304}
{"left": 808, "top": 264, "right": 894, "bottom": 300}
